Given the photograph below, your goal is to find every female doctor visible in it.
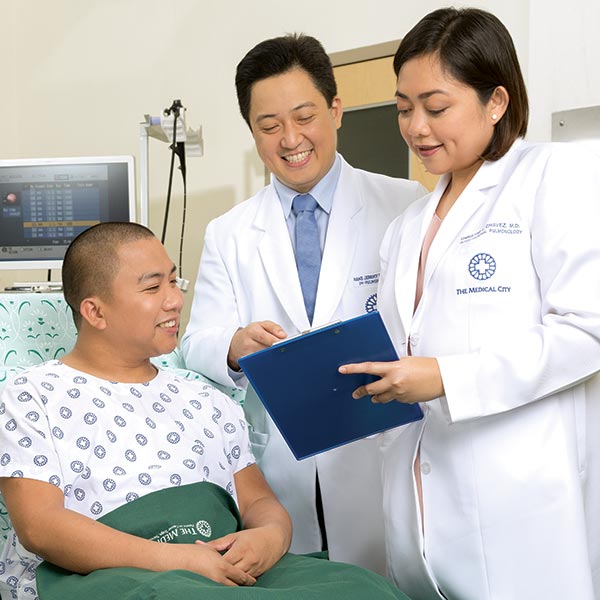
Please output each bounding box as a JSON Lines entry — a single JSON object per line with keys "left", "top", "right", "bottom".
{"left": 340, "top": 7, "right": 600, "bottom": 600}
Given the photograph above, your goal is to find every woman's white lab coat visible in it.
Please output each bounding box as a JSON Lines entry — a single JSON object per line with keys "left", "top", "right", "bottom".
{"left": 378, "top": 140, "right": 600, "bottom": 600}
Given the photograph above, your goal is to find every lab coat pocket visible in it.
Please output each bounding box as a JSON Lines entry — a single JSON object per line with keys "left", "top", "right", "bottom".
{"left": 347, "top": 271, "right": 380, "bottom": 314}
{"left": 559, "top": 384, "right": 588, "bottom": 477}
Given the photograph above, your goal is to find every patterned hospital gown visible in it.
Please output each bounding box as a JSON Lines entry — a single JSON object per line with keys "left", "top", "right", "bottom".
{"left": 0, "top": 360, "right": 255, "bottom": 600}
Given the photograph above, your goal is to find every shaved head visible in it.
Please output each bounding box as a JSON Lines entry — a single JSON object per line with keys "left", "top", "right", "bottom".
{"left": 62, "top": 222, "right": 156, "bottom": 328}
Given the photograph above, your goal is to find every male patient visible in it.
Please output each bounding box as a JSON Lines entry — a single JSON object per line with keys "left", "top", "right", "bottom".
{"left": 182, "top": 33, "right": 426, "bottom": 573}
{"left": 0, "top": 222, "right": 408, "bottom": 600}
{"left": 0, "top": 222, "right": 291, "bottom": 598}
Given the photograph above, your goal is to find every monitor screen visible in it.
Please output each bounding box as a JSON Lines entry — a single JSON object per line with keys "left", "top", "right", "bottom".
{"left": 0, "top": 156, "right": 135, "bottom": 271}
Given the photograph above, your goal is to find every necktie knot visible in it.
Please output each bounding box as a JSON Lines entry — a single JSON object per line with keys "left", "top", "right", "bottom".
{"left": 292, "top": 194, "right": 318, "bottom": 215}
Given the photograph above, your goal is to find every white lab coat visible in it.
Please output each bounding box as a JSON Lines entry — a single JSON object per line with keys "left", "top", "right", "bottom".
{"left": 182, "top": 156, "right": 425, "bottom": 574}
{"left": 377, "top": 140, "right": 600, "bottom": 599}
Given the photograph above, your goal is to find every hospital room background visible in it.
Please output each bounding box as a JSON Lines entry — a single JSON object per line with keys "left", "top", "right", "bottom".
{"left": 1, "top": 0, "right": 599, "bottom": 332}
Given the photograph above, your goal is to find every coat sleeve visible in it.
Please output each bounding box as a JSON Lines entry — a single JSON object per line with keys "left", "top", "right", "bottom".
{"left": 181, "top": 219, "right": 246, "bottom": 389}
{"left": 438, "top": 144, "right": 600, "bottom": 422}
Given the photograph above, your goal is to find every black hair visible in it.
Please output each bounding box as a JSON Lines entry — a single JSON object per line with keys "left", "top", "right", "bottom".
{"left": 62, "top": 222, "right": 155, "bottom": 328}
{"left": 394, "top": 7, "right": 528, "bottom": 160}
{"left": 235, "top": 33, "right": 337, "bottom": 128}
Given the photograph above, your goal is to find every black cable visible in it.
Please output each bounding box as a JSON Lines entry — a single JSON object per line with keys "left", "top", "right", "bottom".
{"left": 161, "top": 109, "right": 179, "bottom": 245}
{"left": 174, "top": 139, "right": 187, "bottom": 278}
{"left": 160, "top": 100, "right": 187, "bottom": 277}
{"left": 178, "top": 170, "right": 187, "bottom": 278}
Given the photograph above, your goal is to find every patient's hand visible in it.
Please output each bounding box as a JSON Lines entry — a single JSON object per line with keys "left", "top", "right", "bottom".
{"left": 0, "top": 477, "right": 258, "bottom": 587}
{"left": 227, "top": 321, "right": 287, "bottom": 370}
{"left": 218, "top": 464, "right": 291, "bottom": 578}
{"left": 162, "top": 541, "right": 257, "bottom": 586}
{"left": 203, "top": 524, "right": 288, "bottom": 578}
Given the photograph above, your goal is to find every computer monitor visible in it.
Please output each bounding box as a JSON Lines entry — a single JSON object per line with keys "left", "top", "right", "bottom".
{"left": 0, "top": 155, "right": 136, "bottom": 271}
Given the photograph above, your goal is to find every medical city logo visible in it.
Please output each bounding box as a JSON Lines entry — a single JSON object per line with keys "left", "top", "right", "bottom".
{"left": 150, "top": 519, "right": 213, "bottom": 543}
{"left": 468, "top": 253, "right": 496, "bottom": 280}
{"left": 365, "top": 293, "right": 378, "bottom": 313}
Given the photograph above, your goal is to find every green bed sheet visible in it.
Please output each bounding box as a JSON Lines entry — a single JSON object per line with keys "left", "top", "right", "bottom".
{"left": 36, "top": 481, "right": 410, "bottom": 599}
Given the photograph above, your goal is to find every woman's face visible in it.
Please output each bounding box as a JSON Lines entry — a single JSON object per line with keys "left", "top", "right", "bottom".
{"left": 395, "top": 53, "right": 498, "bottom": 181}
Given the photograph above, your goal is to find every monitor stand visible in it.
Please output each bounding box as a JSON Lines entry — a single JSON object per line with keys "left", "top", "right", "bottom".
{"left": 4, "top": 281, "right": 63, "bottom": 293}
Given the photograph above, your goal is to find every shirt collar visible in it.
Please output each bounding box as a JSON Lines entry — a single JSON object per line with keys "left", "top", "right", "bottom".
{"left": 274, "top": 153, "right": 342, "bottom": 218}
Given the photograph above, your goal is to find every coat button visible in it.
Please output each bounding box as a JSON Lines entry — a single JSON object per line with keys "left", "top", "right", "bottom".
{"left": 421, "top": 462, "right": 431, "bottom": 475}
{"left": 410, "top": 333, "right": 420, "bottom": 346}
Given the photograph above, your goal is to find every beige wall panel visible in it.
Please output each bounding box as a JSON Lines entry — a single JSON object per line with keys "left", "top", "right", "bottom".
{"left": 334, "top": 57, "right": 396, "bottom": 108}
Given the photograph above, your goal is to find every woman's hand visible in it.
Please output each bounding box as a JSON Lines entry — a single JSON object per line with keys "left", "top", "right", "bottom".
{"left": 339, "top": 356, "right": 444, "bottom": 404}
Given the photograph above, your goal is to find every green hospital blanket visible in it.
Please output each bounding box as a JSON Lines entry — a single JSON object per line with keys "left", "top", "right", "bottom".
{"left": 36, "top": 481, "right": 410, "bottom": 599}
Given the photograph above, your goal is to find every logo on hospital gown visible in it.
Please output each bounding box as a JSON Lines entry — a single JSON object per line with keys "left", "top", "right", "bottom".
{"left": 468, "top": 253, "right": 497, "bottom": 280}
{"left": 365, "top": 293, "right": 378, "bottom": 313}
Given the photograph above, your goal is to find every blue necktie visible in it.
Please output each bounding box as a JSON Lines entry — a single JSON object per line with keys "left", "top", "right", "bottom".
{"left": 292, "top": 194, "right": 321, "bottom": 324}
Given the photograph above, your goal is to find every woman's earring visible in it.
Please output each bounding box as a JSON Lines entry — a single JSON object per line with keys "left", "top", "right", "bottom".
{"left": 492, "top": 114, "right": 498, "bottom": 120}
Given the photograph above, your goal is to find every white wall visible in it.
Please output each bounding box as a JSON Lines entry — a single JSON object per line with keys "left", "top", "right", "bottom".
{"left": 528, "top": 0, "right": 600, "bottom": 140}
{"left": 1, "top": 0, "right": 597, "bottom": 329}
{"left": 0, "top": 0, "right": 18, "bottom": 158}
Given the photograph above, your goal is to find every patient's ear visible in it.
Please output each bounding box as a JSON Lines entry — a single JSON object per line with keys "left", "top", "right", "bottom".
{"left": 79, "top": 297, "right": 107, "bottom": 330}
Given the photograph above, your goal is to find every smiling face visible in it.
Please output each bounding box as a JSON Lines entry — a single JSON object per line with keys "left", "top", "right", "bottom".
{"left": 248, "top": 67, "right": 343, "bottom": 193}
{"left": 101, "top": 237, "right": 183, "bottom": 361}
{"left": 396, "top": 53, "right": 503, "bottom": 185}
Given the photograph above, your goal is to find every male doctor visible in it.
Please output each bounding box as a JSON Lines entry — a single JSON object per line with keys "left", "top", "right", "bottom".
{"left": 182, "top": 33, "right": 425, "bottom": 574}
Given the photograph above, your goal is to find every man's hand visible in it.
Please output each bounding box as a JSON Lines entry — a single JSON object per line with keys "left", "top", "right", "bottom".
{"left": 0, "top": 477, "right": 256, "bottom": 586}
{"left": 339, "top": 356, "right": 444, "bottom": 404}
{"left": 224, "top": 464, "right": 292, "bottom": 577}
{"left": 203, "top": 525, "right": 288, "bottom": 578}
{"left": 158, "top": 540, "right": 257, "bottom": 586}
{"left": 227, "top": 321, "right": 287, "bottom": 370}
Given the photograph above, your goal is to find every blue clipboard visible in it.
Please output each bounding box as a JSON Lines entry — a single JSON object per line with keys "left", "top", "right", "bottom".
{"left": 238, "top": 311, "right": 423, "bottom": 460}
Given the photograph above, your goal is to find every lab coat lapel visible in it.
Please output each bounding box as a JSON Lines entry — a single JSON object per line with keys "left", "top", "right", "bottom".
{"left": 393, "top": 192, "right": 439, "bottom": 331}
{"left": 422, "top": 166, "right": 496, "bottom": 292}
{"left": 312, "top": 162, "right": 360, "bottom": 325}
{"left": 255, "top": 188, "right": 310, "bottom": 331}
